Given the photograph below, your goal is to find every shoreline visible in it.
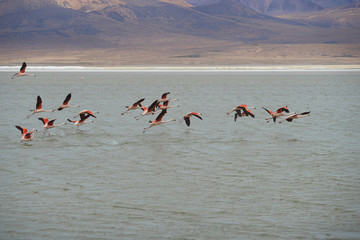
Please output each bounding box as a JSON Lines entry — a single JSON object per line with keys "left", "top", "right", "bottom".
{"left": 1, "top": 64, "right": 360, "bottom": 72}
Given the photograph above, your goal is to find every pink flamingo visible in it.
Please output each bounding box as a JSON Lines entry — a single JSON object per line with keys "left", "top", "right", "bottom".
{"left": 67, "top": 112, "right": 94, "bottom": 130}
{"left": 121, "top": 98, "right": 145, "bottom": 115}
{"left": 180, "top": 112, "right": 203, "bottom": 126}
{"left": 262, "top": 106, "right": 291, "bottom": 123}
{"left": 27, "top": 95, "right": 55, "bottom": 118}
{"left": 38, "top": 117, "right": 66, "bottom": 135}
{"left": 158, "top": 92, "right": 178, "bottom": 103}
{"left": 58, "top": 93, "right": 80, "bottom": 111}
{"left": 279, "top": 112, "right": 311, "bottom": 123}
{"left": 15, "top": 125, "right": 37, "bottom": 143}
{"left": 135, "top": 100, "right": 159, "bottom": 120}
{"left": 11, "top": 62, "right": 36, "bottom": 79}
{"left": 143, "top": 109, "right": 176, "bottom": 133}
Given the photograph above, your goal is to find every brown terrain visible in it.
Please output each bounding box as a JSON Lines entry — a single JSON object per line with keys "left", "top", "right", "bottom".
{"left": 0, "top": 0, "right": 359, "bottom": 67}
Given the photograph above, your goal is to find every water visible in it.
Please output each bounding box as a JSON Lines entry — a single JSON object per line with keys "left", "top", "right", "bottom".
{"left": 1, "top": 70, "right": 359, "bottom": 239}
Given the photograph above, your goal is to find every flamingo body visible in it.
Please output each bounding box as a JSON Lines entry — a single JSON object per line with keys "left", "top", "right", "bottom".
{"left": 58, "top": 93, "right": 80, "bottom": 111}
{"left": 15, "top": 125, "right": 36, "bottom": 142}
{"left": 27, "top": 95, "right": 55, "bottom": 118}
{"left": 182, "top": 112, "right": 202, "bottom": 126}
{"left": 143, "top": 109, "right": 176, "bottom": 133}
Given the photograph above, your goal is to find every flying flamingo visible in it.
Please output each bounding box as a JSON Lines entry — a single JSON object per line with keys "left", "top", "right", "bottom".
{"left": 279, "top": 111, "right": 311, "bottom": 123}
{"left": 158, "top": 92, "right": 178, "bottom": 103}
{"left": 135, "top": 100, "right": 159, "bottom": 120}
{"left": 158, "top": 100, "right": 179, "bottom": 110}
{"left": 262, "top": 106, "right": 291, "bottom": 123}
{"left": 58, "top": 93, "right": 80, "bottom": 111}
{"left": 38, "top": 117, "right": 66, "bottom": 135}
{"left": 227, "top": 105, "right": 255, "bottom": 118}
{"left": 67, "top": 112, "right": 94, "bottom": 130}
{"left": 11, "top": 62, "right": 36, "bottom": 79}
{"left": 143, "top": 109, "right": 176, "bottom": 133}
{"left": 121, "top": 98, "right": 145, "bottom": 115}
{"left": 27, "top": 95, "right": 55, "bottom": 118}
{"left": 180, "top": 112, "right": 203, "bottom": 127}
{"left": 73, "top": 110, "right": 98, "bottom": 118}
{"left": 15, "top": 125, "right": 37, "bottom": 143}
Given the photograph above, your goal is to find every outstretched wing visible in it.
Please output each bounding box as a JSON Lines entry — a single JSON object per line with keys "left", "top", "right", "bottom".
{"left": 277, "top": 106, "right": 289, "bottom": 113}
{"left": 36, "top": 95, "right": 42, "bottom": 109}
{"left": 38, "top": 117, "right": 48, "bottom": 125}
{"left": 156, "top": 109, "right": 167, "bottom": 121}
{"left": 161, "top": 92, "right": 170, "bottom": 99}
{"left": 20, "top": 62, "right": 27, "bottom": 73}
{"left": 134, "top": 98, "right": 145, "bottom": 105}
{"left": 63, "top": 93, "right": 71, "bottom": 104}
{"left": 262, "top": 107, "right": 272, "bottom": 115}
{"left": 148, "top": 100, "right": 159, "bottom": 112}
{"left": 184, "top": 117, "right": 190, "bottom": 126}
{"left": 190, "top": 112, "right": 202, "bottom": 120}
{"left": 15, "top": 125, "right": 25, "bottom": 134}
{"left": 48, "top": 119, "right": 56, "bottom": 126}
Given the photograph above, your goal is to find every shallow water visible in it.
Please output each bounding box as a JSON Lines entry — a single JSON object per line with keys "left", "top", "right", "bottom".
{"left": 1, "top": 70, "right": 360, "bottom": 239}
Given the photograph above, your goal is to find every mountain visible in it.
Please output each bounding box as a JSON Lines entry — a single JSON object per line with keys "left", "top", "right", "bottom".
{"left": 235, "top": 0, "right": 323, "bottom": 15}
{"left": 277, "top": 1, "right": 360, "bottom": 28}
{"left": 0, "top": 0, "right": 359, "bottom": 66}
{"left": 311, "top": 0, "right": 359, "bottom": 8}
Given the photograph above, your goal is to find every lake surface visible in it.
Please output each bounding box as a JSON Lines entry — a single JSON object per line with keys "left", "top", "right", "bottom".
{"left": 1, "top": 70, "right": 359, "bottom": 239}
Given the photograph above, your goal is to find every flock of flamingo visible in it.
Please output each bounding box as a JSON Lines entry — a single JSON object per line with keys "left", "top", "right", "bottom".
{"left": 12, "top": 62, "right": 311, "bottom": 144}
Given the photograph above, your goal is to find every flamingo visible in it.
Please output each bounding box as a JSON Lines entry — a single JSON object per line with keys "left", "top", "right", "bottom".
{"left": 15, "top": 125, "right": 37, "bottom": 143}
{"left": 262, "top": 106, "right": 291, "bottom": 123}
{"left": 27, "top": 95, "right": 55, "bottom": 118}
{"left": 67, "top": 112, "right": 94, "bottom": 130}
{"left": 279, "top": 111, "right": 311, "bottom": 123}
{"left": 73, "top": 110, "right": 98, "bottom": 118}
{"left": 180, "top": 112, "right": 203, "bottom": 127}
{"left": 227, "top": 105, "right": 255, "bottom": 118}
{"left": 38, "top": 117, "right": 66, "bottom": 135}
{"left": 158, "top": 100, "right": 179, "bottom": 110}
{"left": 121, "top": 98, "right": 145, "bottom": 115}
{"left": 58, "top": 93, "right": 80, "bottom": 111}
{"left": 135, "top": 100, "right": 159, "bottom": 120}
{"left": 158, "top": 92, "right": 178, "bottom": 103}
{"left": 143, "top": 109, "right": 176, "bottom": 133}
{"left": 11, "top": 62, "right": 36, "bottom": 79}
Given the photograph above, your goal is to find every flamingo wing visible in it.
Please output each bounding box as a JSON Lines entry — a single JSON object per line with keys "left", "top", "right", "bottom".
{"left": 79, "top": 112, "right": 91, "bottom": 121}
{"left": 262, "top": 107, "right": 273, "bottom": 115}
{"left": 156, "top": 109, "right": 167, "bottom": 121}
{"left": 190, "top": 112, "right": 202, "bottom": 120}
{"left": 48, "top": 119, "right": 56, "bottom": 126}
{"left": 36, "top": 96, "right": 42, "bottom": 109}
{"left": 300, "top": 111, "right": 311, "bottom": 115}
{"left": 20, "top": 62, "right": 27, "bottom": 73}
{"left": 38, "top": 117, "right": 48, "bottom": 125}
{"left": 277, "top": 106, "right": 289, "bottom": 113}
{"left": 184, "top": 117, "right": 191, "bottom": 126}
{"left": 81, "top": 110, "right": 96, "bottom": 118}
{"left": 63, "top": 93, "right": 71, "bottom": 104}
{"left": 161, "top": 92, "right": 170, "bottom": 99}
{"left": 134, "top": 98, "right": 145, "bottom": 105}
{"left": 15, "top": 125, "right": 26, "bottom": 135}
{"left": 148, "top": 100, "right": 159, "bottom": 112}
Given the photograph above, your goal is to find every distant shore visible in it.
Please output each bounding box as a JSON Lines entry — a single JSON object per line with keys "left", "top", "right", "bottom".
{"left": 1, "top": 65, "right": 360, "bottom": 72}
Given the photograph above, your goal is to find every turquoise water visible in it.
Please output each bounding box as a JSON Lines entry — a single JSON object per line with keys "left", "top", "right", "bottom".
{"left": 1, "top": 71, "right": 359, "bottom": 239}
